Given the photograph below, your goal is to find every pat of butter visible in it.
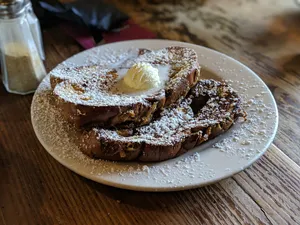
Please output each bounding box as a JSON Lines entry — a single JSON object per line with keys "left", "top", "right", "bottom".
{"left": 123, "top": 62, "right": 160, "bottom": 90}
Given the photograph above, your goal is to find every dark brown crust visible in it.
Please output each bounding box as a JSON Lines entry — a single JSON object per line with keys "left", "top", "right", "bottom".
{"left": 52, "top": 91, "right": 166, "bottom": 128}
{"left": 80, "top": 119, "right": 235, "bottom": 162}
{"left": 79, "top": 80, "right": 246, "bottom": 162}
{"left": 50, "top": 47, "right": 201, "bottom": 128}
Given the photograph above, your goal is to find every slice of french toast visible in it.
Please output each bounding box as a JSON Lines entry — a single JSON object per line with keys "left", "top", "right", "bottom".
{"left": 79, "top": 79, "right": 246, "bottom": 162}
{"left": 50, "top": 47, "right": 201, "bottom": 127}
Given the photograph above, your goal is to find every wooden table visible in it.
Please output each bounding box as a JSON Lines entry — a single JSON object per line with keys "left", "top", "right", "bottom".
{"left": 1, "top": 0, "right": 300, "bottom": 224}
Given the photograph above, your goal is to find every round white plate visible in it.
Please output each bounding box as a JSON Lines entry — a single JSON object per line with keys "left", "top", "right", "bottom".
{"left": 31, "top": 40, "right": 278, "bottom": 192}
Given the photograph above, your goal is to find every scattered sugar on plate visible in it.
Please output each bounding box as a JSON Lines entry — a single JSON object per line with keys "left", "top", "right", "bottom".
{"left": 31, "top": 45, "right": 277, "bottom": 189}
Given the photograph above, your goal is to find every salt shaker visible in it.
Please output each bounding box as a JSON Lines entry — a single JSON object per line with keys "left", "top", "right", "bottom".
{"left": 24, "top": 0, "right": 45, "bottom": 60}
{"left": 0, "top": 0, "right": 46, "bottom": 95}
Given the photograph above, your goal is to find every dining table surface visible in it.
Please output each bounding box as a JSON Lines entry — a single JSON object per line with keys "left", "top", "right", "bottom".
{"left": 1, "top": 0, "right": 300, "bottom": 224}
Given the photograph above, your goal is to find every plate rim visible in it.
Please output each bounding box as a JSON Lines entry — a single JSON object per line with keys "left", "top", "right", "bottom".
{"left": 31, "top": 39, "right": 279, "bottom": 192}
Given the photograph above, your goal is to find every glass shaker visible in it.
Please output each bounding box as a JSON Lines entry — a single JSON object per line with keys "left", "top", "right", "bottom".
{"left": 0, "top": 0, "right": 46, "bottom": 95}
{"left": 24, "top": 0, "right": 45, "bottom": 60}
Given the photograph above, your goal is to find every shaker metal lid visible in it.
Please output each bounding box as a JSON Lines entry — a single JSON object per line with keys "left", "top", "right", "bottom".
{"left": 0, "top": 0, "right": 25, "bottom": 18}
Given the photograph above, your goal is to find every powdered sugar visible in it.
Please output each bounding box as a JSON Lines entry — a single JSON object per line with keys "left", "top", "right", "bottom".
{"left": 31, "top": 40, "right": 278, "bottom": 191}
{"left": 92, "top": 79, "right": 244, "bottom": 147}
{"left": 51, "top": 46, "right": 199, "bottom": 107}
{"left": 212, "top": 80, "right": 277, "bottom": 159}
{"left": 31, "top": 77, "right": 241, "bottom": 186}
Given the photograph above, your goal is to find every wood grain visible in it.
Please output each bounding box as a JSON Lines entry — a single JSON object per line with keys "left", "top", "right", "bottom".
{"left": 111, "top": 0, "right": 300, "bottom": 165}
{"left": 233, "top": 146, "right": 300, "bottom": 225}
{"left": 1, "top": 1, "right": 300, "bottom": 224}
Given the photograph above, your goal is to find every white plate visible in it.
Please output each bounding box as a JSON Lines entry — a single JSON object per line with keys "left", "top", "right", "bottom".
{"left": 31, "top": 40, "right": 278, "bottom": 192}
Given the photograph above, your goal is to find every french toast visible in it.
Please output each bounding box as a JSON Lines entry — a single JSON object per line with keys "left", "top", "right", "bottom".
{"left": 80, "top": 80, "right": 246, "bottom": 162}
{"left": 50, "top": 47, "right": 201, "bottom": 127}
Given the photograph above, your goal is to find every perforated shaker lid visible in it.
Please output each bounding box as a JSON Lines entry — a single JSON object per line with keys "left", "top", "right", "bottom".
{"left": 0, "top": 0, "right": 25, "bottom": 19}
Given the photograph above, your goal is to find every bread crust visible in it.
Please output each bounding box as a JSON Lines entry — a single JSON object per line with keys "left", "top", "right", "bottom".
{"left": 80, "top": 80, "right": 246, "bottom": 162}
{"left": 50, "top": 47, "right": 201, "bottom": 127}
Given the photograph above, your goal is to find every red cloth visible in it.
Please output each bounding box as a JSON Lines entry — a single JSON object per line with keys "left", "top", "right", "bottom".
{"left": 102, "top": 20, "right": 156, "bottom": 44}
{"left": 60, "top": 19, "right": 156, "bottom": 49}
